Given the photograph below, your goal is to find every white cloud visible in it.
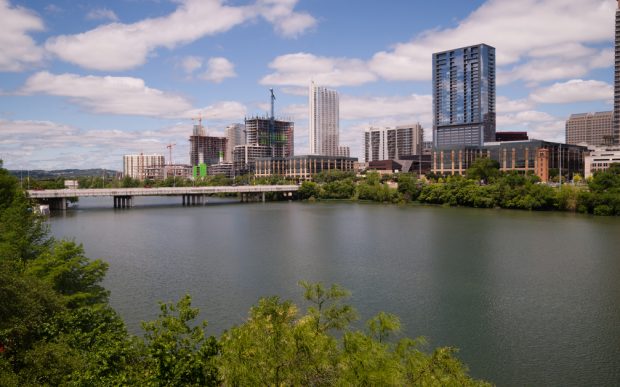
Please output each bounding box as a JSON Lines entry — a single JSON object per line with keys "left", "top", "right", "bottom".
{"left": 341, "top": 94, "right": 432, "bottom": 121}
{"left": 180, "top": 56, "right": 203, "bottom": 74}
{"left": 86, "top": 8, "right": 119, "bottom": 22}
{"left": 44, "top": 0, "right": 316, "bottom": 71}
{"left": 261, "top": 53, "right": 377, "bottom": 87}
{"left": 20, "top": 71, "right": 192, "bottom": 117}
{"left": 199, "top": 57, "right": 236, "bottom": 83}
{"left": 184, "top": 101, "right": 247, "bottom": 121}
{"left": 496, "top": 96, "right": 536, "bottom": 114}
{"left": 530, "top": 79, "right": 613, "bottom": 103}
{"left": 0, "top": 0, "right": 45, "bottom": 71}
{"left": 368, "top": 0, "right": 614, "bottom": 82}
{"left": 0, "top": 119, "right": 196, "bottom": 170}
{"left": 256, "top": 0, "right": 316, "bottom": 38}
{"left": 18, "top": 71, "right": 248, "bottom": 120}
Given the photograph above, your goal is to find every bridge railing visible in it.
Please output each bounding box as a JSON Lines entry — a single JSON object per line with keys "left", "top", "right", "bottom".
{"left": 27, "top": 185, "right": 299, "bottom": 199}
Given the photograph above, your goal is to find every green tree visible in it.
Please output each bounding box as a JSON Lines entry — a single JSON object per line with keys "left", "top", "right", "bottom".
{"left": 298, "top": 181, "right": 320, "bottom": 200}
{"left": 466, "top": 157, "right": 500, "bottom": 184}
{"left": 141, "top": 295, "right": 219, "bottom": 386}
{"left": 25, "top": 241, "right": 109, "bottom": 308}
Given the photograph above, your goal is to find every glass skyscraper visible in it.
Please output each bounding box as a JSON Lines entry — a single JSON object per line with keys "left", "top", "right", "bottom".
{"left": 432, "top": 44, "right": 496, "bottom": 148}
{"left": 614, "top": 1, "right": 620, "bottom": 144}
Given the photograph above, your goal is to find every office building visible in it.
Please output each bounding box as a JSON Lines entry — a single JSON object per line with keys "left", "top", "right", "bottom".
{"left": 566, "top": 111, "right": 614, "bottom": 146}
{"left": 225, "top": 123, "right": 245, "bottom": 162}
{"left": 584, "top": 146, "right": 620, "bottom": 178}
{"left": 189, "top": 121, "right": 227, "bottom": 166}
{"left": 309, "top": 82, "right": 340, "bottom": 155}
{"left": 364, "top": 124, "right": 423, "bottom": 162}
{"left": 255, "top": 155, "right": 357, "bottom": 181}
{"left": 232, "top": 144, "right": 273, "bottom": 176}
{"left": 433, "top": 44, "right": 496, "bottom": 147}
{"left": 123, "top": 154, "right": 165, "bottom": 180}
{"left": 615, "top": 0, "right": 620, "bottom": 144}
{"left": 431, "top": 140, "right": 586, "bottom": 182}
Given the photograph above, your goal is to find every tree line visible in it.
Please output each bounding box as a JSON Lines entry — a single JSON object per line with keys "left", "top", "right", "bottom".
{"left": 298, "top": 160, "right": 620, "bottom": 216}
{"left": 0, "top": 160, "right": 489, "bottom": 385}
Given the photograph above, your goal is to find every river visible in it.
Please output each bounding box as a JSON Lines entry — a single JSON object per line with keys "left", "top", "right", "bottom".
{"left": 48, "top": 197, "right": 620, "bottom": 386}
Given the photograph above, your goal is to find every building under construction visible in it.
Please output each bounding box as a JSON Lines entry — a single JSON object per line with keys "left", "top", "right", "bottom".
{"left": 244, "top": 116, "right": 294, "bottom": 158}
{"left": 233, "top": 89, "right": 294, "bottom": 175}
{"left": 189, "top": 121, "right": 228, "bottom": 166}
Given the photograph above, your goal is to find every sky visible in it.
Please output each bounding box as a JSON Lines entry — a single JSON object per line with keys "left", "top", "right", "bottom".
{"left": 0, "top": 0, "right": 616, "bottom": 171}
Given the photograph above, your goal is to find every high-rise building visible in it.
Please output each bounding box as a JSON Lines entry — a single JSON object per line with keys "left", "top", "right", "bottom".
{"left": 432, "top": 44, "right": 496, "bottom": 148}
{"left": 566, "top": 111, "right": 614, "bottom": 146}
{"left": 614, "top": 0, "right": 620, "bottom": 144}
{"left": 309, "top": 82, "right": 340, "bottom": 155}
{"left": 123, "top": 154, "right": 165, "bottom": 180}
{"left": 225, "top": 123, "right": 245, "bottom": 162}
{"left": 364, "top": 124, "right": 423, "bottom": 162}
{"left": 244, "top": 116, "right": 294, "bottom": 158}
{"left": 189, "top": 121, "right": 228, "bottom": 166}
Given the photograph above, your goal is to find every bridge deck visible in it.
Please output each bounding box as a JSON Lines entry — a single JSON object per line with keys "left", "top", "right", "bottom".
{"left": 27, "top": 185, "right": 299, "bottom": 199}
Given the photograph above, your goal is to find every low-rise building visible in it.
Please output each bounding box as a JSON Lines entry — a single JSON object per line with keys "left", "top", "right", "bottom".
{"left": 584, "top": 146, "right": 620, "bottom": 178}
{"left": 431, "top": 140, "right": 587, "bottom": 182}
{"left": 255, "top": 155, "right": 358, "bottom": 181}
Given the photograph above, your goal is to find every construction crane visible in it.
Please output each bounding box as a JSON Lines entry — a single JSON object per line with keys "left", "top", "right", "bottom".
{"left": 166, "top": 143, "right": 176, "bottom": 166}
{"left": 192, "top": 113, "right": 205, "bottom": 136}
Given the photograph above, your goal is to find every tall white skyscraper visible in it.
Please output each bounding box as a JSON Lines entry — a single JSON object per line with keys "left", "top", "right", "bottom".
{"left": 309, "top": 81, "right": 340, "bottom": 155}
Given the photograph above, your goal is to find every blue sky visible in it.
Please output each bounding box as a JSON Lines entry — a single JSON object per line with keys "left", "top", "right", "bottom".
{"left": 0, "top": 0, "right": 616, "bottom": 170}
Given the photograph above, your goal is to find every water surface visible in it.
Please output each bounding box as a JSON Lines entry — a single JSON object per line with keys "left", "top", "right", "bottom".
{"left": 49, "top": 197, "right": 620, "bottom": 386}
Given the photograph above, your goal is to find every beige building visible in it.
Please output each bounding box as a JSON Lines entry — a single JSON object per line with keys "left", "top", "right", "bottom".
{"left": 584, "top": 146, "right": 620, "bottom": 178}
{"left": 565, "top": 111, "right": 614, "bottom": 146}
{"left": 123, "top": 154, "right": 165, "bottom": 180}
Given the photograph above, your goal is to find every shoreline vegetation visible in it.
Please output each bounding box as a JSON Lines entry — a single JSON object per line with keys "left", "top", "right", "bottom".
{"left": 16, "top": 158, "right": 620, "bottom": 216}
{"left": 297, "top": 159, "right": 620, "bottom": 217}
{"left": 1, "top": 159, "right": 490, "bottom": 385}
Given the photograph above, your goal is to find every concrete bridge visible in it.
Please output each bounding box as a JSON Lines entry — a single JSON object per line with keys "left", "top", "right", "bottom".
{"left": 27, "top": 185, "right": 299, "bottom": 210}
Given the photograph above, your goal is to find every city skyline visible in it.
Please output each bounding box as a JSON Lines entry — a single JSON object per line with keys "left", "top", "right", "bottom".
{"left": 0, "top": 0, "right": 616, "bottom": 170}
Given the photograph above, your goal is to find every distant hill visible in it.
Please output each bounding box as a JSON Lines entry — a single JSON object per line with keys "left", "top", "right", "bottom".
{"left": 9, "top": 169, "right": 119, "bottom": 180}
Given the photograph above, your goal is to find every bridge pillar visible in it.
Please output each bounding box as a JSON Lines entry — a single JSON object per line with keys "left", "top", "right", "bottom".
{"left": 49, "top": 198, "right": 67, "bottom": 211}
{"left": 114, "top": 196, "right": 133, "bottom": 208}
{"left": 262, "top": 192, "right": 265, "bottom": 203}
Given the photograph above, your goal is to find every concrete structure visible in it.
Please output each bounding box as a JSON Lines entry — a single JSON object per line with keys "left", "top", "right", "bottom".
{"left": 584, "top": 146, "right": 620, "bottom": 178}
{"left": 123, "top": 154, "right": 165, "bottom": 180}
{"left": 233, "top": 144, "right": 273, "bottom": 176}
{"left": 245, "top": 116, "right": 294, "bottom": 158}
{"left": 433, "top": 44, "right": 496, "bottom": 147}
{"left": 255, "top": 155, "right": 357, "bottom": 181}
{"left": 189, "top": 122, "right": 228, "bottom": 167}
{"left": 309, "top": 82, "right": 340, "bottom": 156}
{"left": 364, "top": 124, "right": 423, "bottom": 162}
{"left": 566, "top": 111, "right": 614, "bottom": 146}
{"left": 164, "top": 164, "right": 192, "bottom": 180}
{"left": 431, "top": 140, "right": 587, "bottom": 182}
{"left": 615, "top": 0, "right": 620, "bottom": 144}
{"left": 225, "top": 123, "right": 245, "bottom": 162}
{"left": 337, "top": 146, "right": 350, "bottom": 157}
{"left": 28, "top": 185, "right": 300, "bottom": 209}
{"left": 64, "top": 180, "right": 78, "bottom": 189}
{"left": 208, "top": 162, "right": 234, "bottom": 178}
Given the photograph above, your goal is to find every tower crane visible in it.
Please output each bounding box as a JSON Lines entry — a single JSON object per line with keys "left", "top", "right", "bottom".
{"left": 166, "top": 143, "right": 176, "bottom": 165}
